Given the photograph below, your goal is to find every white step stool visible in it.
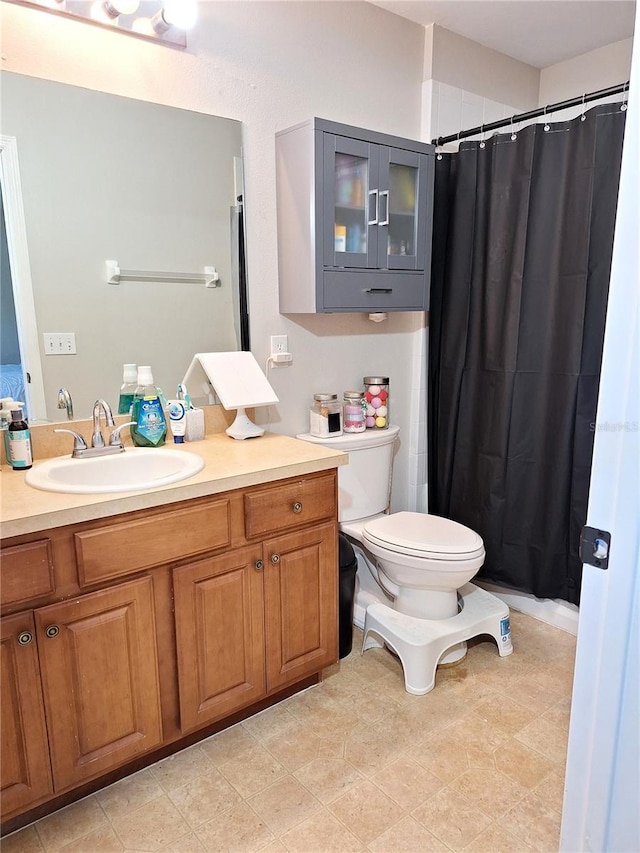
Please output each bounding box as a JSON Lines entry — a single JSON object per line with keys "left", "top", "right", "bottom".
{"left": 362, "top": 582, "right": 513, "bottom": 695}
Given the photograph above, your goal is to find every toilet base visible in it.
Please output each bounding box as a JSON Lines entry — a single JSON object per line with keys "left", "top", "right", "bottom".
{"left": 362, "top": 582, "right": 513, "bottom": 695}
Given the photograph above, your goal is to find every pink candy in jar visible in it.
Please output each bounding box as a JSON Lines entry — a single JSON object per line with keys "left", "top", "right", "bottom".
{"left": 363, "top": 376, "right": 389, "bottom": 429}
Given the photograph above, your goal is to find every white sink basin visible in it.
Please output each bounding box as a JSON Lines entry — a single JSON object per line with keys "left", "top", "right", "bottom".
{"left": 25, "top": 448, "right": 205, "bottom": 495}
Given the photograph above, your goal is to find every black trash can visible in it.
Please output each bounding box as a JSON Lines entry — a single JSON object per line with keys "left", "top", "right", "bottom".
{"left": 338, "top": 533, "right": 358, "bottom": 659}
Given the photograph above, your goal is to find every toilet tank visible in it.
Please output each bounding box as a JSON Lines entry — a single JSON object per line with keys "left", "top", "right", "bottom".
{"left": 297, "top": 425, "right": 399, "bottom": 522}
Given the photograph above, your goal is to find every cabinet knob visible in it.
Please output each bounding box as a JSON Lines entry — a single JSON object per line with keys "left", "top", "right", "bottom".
{"left": 45, "top": 625, "right": 60, "bottom": 639}
{"left": 270, "top": 554, "right": 280, "bottom": 565}
{"left": 17, "top": 631, "right": 33, "bottom": 646}
{"left": 254, "top": 559, "right": 264, "bottom": 572}
{"left": 292, "top": 501, "right": 302, "bottom": 514}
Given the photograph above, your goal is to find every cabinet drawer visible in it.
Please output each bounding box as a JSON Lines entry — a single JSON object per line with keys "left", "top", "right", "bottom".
{"left": 1, "top": 540, "right": 55, "bottom": 606}
{"left": 323, "top": 269, "right": 427, "bottom": 312}
{"left": 244, "top": 473, "right": 336, "bottom": 538}
{"left": 75, "top": 500, "right": 232, "bottom": 586}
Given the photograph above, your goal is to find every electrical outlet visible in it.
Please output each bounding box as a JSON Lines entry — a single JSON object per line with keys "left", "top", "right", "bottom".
{"left": 43, "top": 333, "right": 77, "bottom": 355}
{"left": 270, "top": 335, "right": 288, "bottom": 356}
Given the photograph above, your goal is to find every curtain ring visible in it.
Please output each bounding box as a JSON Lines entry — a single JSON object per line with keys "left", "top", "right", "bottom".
{"left": 479, "top": 124, "right": 486, "bottom": 149}
{"left": 621, "top": 81, "right": 628, "bottom": 112}
{"left": 543, "top": 106, "right": 550, "bottom": 132}
{"left": 580, "top": 93, "right": 587, "bottom": 122}
{"left": 510, "top": 115, "right": 517, "bottom": 141}
{"left": 436, "top": 144, "right": 443, "bottom": 161}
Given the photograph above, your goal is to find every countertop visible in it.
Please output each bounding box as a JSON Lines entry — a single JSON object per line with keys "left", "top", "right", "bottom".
{"left": 0, "top": 432, "right": 348, "bottom": 539}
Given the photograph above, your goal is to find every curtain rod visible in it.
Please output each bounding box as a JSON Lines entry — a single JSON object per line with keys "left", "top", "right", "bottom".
{"left": 431, "top": 81, "right": 630, "bottom": 147}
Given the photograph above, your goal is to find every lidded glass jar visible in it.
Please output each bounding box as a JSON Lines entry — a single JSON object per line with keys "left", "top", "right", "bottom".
{"left": 310, "top": 393, "right": 342, "bottom": 438}
{"left": 363, "top": 376, "right": 389, "bottom": 429}
{"left": 343, "top": 391, "right": 366, "bottom": 433}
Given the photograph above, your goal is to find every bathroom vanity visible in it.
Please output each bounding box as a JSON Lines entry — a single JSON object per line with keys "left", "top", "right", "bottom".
{"left": 0, "top": 432, "right": 346, "bottom": 834}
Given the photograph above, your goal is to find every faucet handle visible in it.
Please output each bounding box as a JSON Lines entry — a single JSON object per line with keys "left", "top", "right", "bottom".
{"left": 109, "top": 421, "right": 136, "bottom": 448}
{"left": 54, "top": 428, "right": 88, "bottom": 457}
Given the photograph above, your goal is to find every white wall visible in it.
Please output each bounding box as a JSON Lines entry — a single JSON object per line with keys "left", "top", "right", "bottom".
{"left": 540, "top": 37, "right": 633, "bottom": 105}
{"left": 0, "top": 0, "right": 428, "bottom": 512}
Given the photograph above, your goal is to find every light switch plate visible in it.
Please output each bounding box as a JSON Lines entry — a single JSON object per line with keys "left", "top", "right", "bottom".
{"left": 43, "top": 333, "right": 77, "bottom": 355}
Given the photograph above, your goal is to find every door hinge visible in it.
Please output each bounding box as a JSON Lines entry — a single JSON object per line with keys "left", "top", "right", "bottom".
{"left": 580, "top": 526, "right": 611, "bottom": 570}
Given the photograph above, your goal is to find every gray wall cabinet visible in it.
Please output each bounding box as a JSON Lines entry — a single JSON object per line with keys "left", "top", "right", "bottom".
{"left": 276, "top": 118, "right": 435, "bottom": 313}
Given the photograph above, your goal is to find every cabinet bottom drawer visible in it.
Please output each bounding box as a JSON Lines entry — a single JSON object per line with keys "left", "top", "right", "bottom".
{"left": 323, "top": 270, "right": 428, "bottom": 312}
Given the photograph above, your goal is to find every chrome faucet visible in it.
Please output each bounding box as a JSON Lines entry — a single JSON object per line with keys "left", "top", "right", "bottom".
{"left": 54, "top": 399, "right": 134, "bottom": 459}
{"left": 57, "top": 388, "right": 74, "bottom": 420}
{"left": 91, "top": 399, "right": 116, "bottom": 448}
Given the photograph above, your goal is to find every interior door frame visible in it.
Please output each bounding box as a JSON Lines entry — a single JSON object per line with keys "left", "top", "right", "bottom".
{"left": 560, "top": 17, "right": 639, "bottom": 849}
{"left": 0, "top": 135, "right": 46, "bottom": 422}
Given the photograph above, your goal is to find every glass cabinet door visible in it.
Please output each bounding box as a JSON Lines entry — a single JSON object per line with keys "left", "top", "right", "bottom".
{"left": 323, "top": 135, "right": 378, "bottom": 268}
{"left": 377, "top": 147, "right": 429, "bottom": 271}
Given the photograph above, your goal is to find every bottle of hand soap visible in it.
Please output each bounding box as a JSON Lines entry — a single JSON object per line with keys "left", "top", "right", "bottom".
{"left": 130, "top": 366, "right": 167, "bottom": 447}
{"left": 118, "top": 363, "right": 137, "bottom": 414}
{"left": 4, "top": 407, "right": 33, "bottom": 469}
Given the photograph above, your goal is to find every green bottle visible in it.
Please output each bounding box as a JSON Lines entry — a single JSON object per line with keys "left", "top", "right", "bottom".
{"left": 118, "top": 363, "right": 138, "bottom": 415}
{"left": 130, "top": 366, "right": 167, "bottom": 447}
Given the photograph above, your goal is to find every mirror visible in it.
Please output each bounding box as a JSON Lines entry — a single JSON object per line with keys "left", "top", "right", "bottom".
{"left": 0, "top": 71, "right": 249, "bottom": 423}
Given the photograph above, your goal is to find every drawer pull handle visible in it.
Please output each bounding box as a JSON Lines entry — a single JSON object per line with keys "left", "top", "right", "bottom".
{"left": 292, "top": 501, "right": 303, "bottom": 513}
{"left": 366, "top": 288, "right": 393, "bottom": 294}
{"left": 255, "top": 559, "right": 264, "bottom": 572}
{"left": 45, "top": 625, "right": 60, "bottom": 639}
{"left": 17, "top": 631, "right": 33, "bottom": 646}
{"left": 271, "top": 554, "right": 280, "bottom": 565}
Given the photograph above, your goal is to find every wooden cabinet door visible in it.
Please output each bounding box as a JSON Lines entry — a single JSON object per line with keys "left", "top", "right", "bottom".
{"left": 1, "top": 612, "right": 53, "bottom": 817}
{"left": 263, "top": 522, "right": 338, "bottom": 691}
{"left": 35, "top": 577, "right": 162, "bottom": 791}
{"left": 174, "top": 546, "right": 266, "bottom": 732}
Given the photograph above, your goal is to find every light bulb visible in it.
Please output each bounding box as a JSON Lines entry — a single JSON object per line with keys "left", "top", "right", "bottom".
{"left": 102, "top": 0, "right": 140, "bottom": 16}
{"left": 90, "top": 0, "right": 118, "bottom": 23}
{"left": 131, "top": 16, "right": 155, "bottom": 36}
{"left": 159, "top": 0, "right": 197, "bottom": 30}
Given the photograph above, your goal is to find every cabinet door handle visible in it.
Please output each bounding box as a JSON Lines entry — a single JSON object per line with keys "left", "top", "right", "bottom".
{"left": 270, "top": 554, "right": 280, "bottom": 565}
{"left": 367, "top": 189, "right": 379, "bottom": 225}
{"left": 379, "top": 190, "right": 389, "bottom": 226}
{"left": 255, "top": 559, "right": 264, "bottom": 572}
{"left": 292, "top": 501, "right": 302, "bottom": 513}
{"left": 44, "top": 625, "right": 60, "bottom": 639}
{"left": 17, "top": 631, "right": 33, "bottom": 646}
{"left": 366, "top": 288, "right": 393, "bottom": 294}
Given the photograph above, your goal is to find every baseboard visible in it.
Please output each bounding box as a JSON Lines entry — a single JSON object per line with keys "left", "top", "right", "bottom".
{"left": 475, "top": 580, "right": 579, "bottom": 635}
{"left": 354, "top": 582, "right": 579, "bottom": 636}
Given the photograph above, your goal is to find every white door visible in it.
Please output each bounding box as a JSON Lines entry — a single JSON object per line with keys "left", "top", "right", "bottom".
{"left": 560, "top": 9, "right": 640, "bottom": 850}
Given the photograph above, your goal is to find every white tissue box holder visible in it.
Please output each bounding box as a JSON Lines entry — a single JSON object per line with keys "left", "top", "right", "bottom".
{"left": 184, "top": 408, "right": 205, "bottom": 442}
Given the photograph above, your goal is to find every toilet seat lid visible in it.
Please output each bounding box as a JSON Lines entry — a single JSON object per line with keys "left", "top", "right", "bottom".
{"left": 363, "top": 512, "right": 484, "bottom": 558}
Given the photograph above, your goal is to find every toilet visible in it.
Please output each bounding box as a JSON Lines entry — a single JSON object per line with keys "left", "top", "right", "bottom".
{"left": 298, "top": 425, "right": 513, "bottom": 694}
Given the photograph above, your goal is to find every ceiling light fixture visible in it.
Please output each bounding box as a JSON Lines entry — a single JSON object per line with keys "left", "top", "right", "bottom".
{"left": 8, "top": 0, "right": 197, "bottom": 48}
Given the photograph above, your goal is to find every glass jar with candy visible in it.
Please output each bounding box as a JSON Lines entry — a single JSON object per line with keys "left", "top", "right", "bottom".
{"left": 363, "top": 376, "right": 389, "bottom": 429}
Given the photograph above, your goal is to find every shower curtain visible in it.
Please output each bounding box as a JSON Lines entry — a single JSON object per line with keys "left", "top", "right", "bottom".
{"left": 428, "top": 102, "right": 627, "bottom": 605}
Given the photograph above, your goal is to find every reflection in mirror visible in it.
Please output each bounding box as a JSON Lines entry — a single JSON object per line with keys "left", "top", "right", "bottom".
{"left": 0, "top": 72, "right": 249, "bottom": 423}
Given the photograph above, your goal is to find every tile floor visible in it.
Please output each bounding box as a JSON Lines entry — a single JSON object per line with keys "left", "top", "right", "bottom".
{"left": 3, "top": 610, "right": 576, "bottom": 853}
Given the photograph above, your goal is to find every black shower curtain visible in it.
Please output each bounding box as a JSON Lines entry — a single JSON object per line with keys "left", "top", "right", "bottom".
{"left": 428, "top": 103, "right": 626, "bottom": 605}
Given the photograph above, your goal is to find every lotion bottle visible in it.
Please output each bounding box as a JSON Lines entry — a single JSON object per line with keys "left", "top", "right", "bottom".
{"left": 131, "top": 366, "right": 167, "bottom": 447}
